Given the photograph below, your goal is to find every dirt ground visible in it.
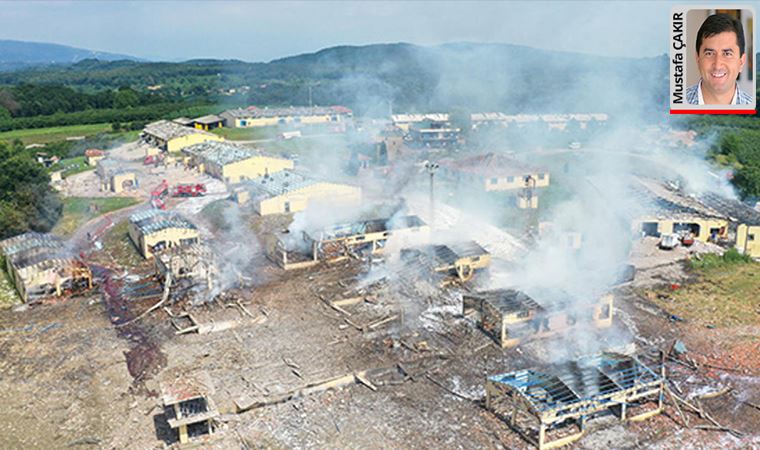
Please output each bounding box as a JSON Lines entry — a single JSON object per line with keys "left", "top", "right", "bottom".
{"left": 2, "top": 222, "right": 759, "bottom": 449}
{"left": 2, "top": 159, "right": 760, "bottom": 448}
{"left": 59, "top": 141, "right": 228, "bottom": 205}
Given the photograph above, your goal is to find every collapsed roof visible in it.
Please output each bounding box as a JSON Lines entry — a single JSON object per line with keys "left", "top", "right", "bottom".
{"left": 129, "top": 209, "right": 197, "bottom": 235}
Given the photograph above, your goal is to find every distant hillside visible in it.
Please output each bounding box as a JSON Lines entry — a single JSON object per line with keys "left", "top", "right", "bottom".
{"left": 0, "top": 42, "right": 668, "bottom": 115}
{"left": 0, "top": 39, "right": 141, "bottom": 71}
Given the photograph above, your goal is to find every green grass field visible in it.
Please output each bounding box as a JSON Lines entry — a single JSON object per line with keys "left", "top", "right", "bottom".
{"left": 49, "top": 156, "right": 95, "bottom": 178}
{"left": 99, "top": 219, "right": 146, "bottom": 269}
{"left": 652, "top": 256, "right": 760, "bottom": 327}
{"left": 53, "top": 196, "right": 141, "bottom": 237}
{"left": 0, "top": 123, "right": 112, "bottom": 145}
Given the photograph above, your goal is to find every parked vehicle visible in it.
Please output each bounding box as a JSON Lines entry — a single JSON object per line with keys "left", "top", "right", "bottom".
{"left": 659, "top": 233, "right": 680, "bottom": 250}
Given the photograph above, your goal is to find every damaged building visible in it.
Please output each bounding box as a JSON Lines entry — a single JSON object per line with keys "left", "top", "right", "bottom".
{"left": 401, "top": 241, "right": 491, "bottom": 284}
{"left": 128, "top": 209, "right": 200, "bottom": 259}
{"left": 141, "top": 120, "right": 223, "bottom": 153}
{"left": 235, "top": 170, "right": 362, "bottom": 215}
{"left": 0, "top": 232, "right": 92, "bottom": 303}
{"left": 161, "top": 374, "right": 219, "bottom": 444}
{"left": 486, "top": 352, "right": 663, "bottom": 450}
{"left": 463, "top": 289, "right": 613, "bottom": 348}
{"left": 220, "top": 105, "right": 353, "bottom": 129}
{"left": 631, "top": 178, "right": 730, "bottom": 244}
{"left": 96, "top": 159, "right": 137, "bottom": 193}
{"left": 629, "top": 178, "right": 760, "bottom": 257}
{"left": 155, "top": 244, "right": 216, "bottom": 291}
{"left": 698, "top": 192, "right": 760, "bottom": 258}
{"left": 266, "top": 215, "right": 430, "bottom": 269}
{"left": 182, "top": 141, "right": 293, "bottom": 184}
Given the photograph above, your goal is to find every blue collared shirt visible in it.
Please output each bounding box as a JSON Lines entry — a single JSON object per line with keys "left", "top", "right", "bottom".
{"left": 686, "top": 80, "right": 754, "bottom": 105}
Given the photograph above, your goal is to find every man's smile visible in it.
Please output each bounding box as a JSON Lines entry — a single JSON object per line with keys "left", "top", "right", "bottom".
{"left": 710, "top": 70, "right": 727, "bottom": 79}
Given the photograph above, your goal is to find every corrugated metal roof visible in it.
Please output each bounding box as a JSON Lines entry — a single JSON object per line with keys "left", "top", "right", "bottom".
{"left": 439, "top": 152, "right": 545, "bottom": 178}
{"left": 129, "top": 209, "right": 197, "bottom": 234}
{"left": 182, "top": 141, "right": 267, "bottom": 166}
{"left": 143, "top": 120, "right": 215, "bottom": 141}
{"left": 223, "top": 106, "right": 352, "bottom": 119}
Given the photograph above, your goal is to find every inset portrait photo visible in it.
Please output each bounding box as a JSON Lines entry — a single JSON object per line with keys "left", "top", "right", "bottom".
{"left": 671, "top": 7, "right": 756, "bottom": 114}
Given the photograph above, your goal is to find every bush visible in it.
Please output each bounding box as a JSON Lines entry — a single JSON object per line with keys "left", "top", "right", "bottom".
{"left": 689, "top": 248, "right": 754, "bottom": 270}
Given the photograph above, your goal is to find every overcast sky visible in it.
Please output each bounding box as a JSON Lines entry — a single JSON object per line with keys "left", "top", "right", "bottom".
{"left": 0, "top": 1, "right": 707, "bottom": 62}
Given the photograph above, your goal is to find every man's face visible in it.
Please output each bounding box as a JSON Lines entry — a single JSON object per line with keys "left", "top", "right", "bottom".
{"left": 696, "top": 31, "right": 746, "bottom": 97}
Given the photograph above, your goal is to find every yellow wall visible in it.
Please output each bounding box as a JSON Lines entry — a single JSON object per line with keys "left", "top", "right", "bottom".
{"left": 110, "top": 173, "right": 136, "bottom": 193}
{"left": 128, "top": 224, "right": 200, "bottom": 259}
{"left": 219, "top": 156, "right": 294, "bottom": 183}
{"left": 484, "top": 173, "right": 550, "bottom": 192}
{"left": 636, "top": 217, "right": 729, "bottom": 242}
{"left": 194, "top": 122, "right": 223, "bottom": 131}
{"left": 166, "top": 133, "right": 223, "bottom": 153}
{"left": 86, "top": 155, "right": 105, "bottom": 166}
{"left": 736, "top": 224, "right": 760, "bottom": 258}
{"left": 255, "top": 183, "right": 362, "bottom": 216}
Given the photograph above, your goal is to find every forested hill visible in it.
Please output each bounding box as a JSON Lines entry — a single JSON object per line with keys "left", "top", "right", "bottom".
{"left": 0, "top": 42, "right": 669, "bottom": 115}
{"left": 0, "top": 39, "right": 141, "bottom": 72}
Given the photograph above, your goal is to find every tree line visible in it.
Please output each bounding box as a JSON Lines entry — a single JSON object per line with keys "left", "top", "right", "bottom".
{"left": 0, "top": 140, "right": 61, "bottom": 239}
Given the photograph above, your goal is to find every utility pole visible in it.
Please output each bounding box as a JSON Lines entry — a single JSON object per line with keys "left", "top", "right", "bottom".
{"left": 425, "top": 161, "right": 439, "bottom": 228}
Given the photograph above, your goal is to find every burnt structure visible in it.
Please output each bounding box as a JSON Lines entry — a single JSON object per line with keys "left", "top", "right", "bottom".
{"left": 161, "top": 375, "right": 219, "bottom": 444}
{"left": 486, "top": 353, "right": 664, "bottom": 449}
{"left": 266, "top": 215, "right": 430, "bottom": 269}
{"left": 154, "top": 244, "right": 216, "bottom": 293}
{"left": 0, "top": 232, "right": 92, "bottom": 303}
{"left": 463, "top": 289, "right": 613, "bottom": 348}
{"left": 401, "top": 240, "right": 491, "bottom": 284}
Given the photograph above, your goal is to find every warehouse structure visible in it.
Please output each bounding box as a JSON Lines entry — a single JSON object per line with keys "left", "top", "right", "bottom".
{"left": 486, "top": 352, "right": 663, "bottom": 450}
{"left": 141, "top": 120, "right": 223, "bottom": 153}
{"left": 128, "top": 209, "right": 200, "bottom": 259}
{"left": 407, "top": 119, "right": 463, "bottom": 148}
{"left": 266, "top": 214, "right": 430, "bottom": 269}
{"left": 630, "top": 179, "right": 730, "bottom": 244}
{"left": 96, "top": 159, "right": 137, "bottom": 193}
{"left": 84, "top": 148, "right": 106, "bottom": 166}
{"left": 0, "top": 232, "right": 92, "bottom": 303}
{"left": 401, "top": 241, "right": 491, "bottom": 284}
{"left": 463, "top": 289, "right": 613, "bottom": 348}
{"left": 699, "top": 192, "right": 760, "bottom": 258}
{"left": 220, "top": 105, "right": 353, "bottom": 128}
{"left": 236, "top": 170, "right": 362, "bottom": 215}
{"left": 391, "top": 112, "right": 608, "bottom": 132}
{"left": 190, "top": 115, "right": 224, "bottom": 131}
{"left": 391, "top": 113, "right": 450, "bottom": 132}
{"left": 440, "top": 153, "right": 550, "bottom": 193}
{"left": 182, "top": 141, "right": 293, "bottom": 184}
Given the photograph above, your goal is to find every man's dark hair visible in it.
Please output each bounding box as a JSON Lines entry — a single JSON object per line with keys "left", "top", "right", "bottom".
{"left": 696, "top": 13, "right": 746, "bottom": 55}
